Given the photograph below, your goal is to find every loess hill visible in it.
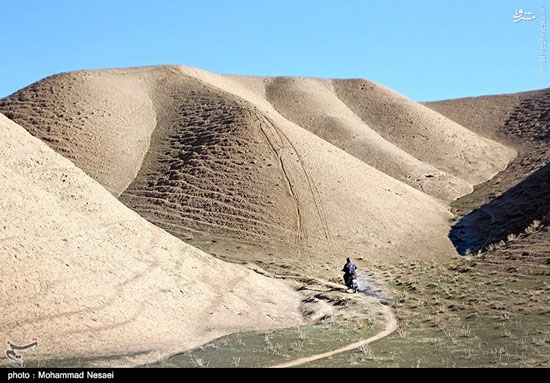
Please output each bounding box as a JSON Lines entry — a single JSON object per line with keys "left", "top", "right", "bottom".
{"left": 0, "top": 66, "right": 516, "bottom": 267}
{"left": 426, "top": 89, "right": 550, "bottom": 273}
{"left": 0, "top": 114, "right": 305, "bottom": 366}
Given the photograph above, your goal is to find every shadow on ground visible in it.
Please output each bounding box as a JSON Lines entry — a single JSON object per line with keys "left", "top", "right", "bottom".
{"left": 450, "top": 163, "right": 550, "bottom": 255}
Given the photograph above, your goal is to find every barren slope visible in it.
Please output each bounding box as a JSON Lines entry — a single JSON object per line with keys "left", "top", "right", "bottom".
{"left": 119, "top": 73, "right": 298, "bottom": 250}
{"left": 0, "top": 68, "right": 158, "bottom": 196}
{"left": 261, "top": 77, "right": 470, "bottom": 201}
{"left": 217, "top": 75, "right": 515, "bottom": 200}
{"left": 332, "top": 79, "right": 516, "bottom": 188}
{"left": 123, "top": 67, "right": 459, "bottom": 263}
{"left": 426, "top": 89, "right": 550, "bottom": 270}
{"left": 0, "top": 65, "right": 512, "bottom": 267}
{"left": 0, "top": 114, "right": 305, "bottom": 366}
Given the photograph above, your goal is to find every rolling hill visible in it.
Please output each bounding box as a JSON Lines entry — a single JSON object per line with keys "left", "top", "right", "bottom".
{"left": 0, "top": 66, "right": 516, "bottom": 267}
{"left": 426, "top": 89, "right": 550, "bottom": 273}
{"left": 0, "top": 113, "right": 305, "bottom": 366}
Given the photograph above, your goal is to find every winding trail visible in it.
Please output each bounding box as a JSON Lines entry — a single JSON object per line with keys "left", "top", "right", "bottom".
{"left": 250, "top": 267, "right": 399, "bottom": 368}
{"left": 270, "top": 304, "right": 397, "bottom": 368}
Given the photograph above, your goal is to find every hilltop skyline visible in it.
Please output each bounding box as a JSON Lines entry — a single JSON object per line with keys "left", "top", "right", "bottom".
{"left": 0, "top": 0, "right": 548, "bottom": 101}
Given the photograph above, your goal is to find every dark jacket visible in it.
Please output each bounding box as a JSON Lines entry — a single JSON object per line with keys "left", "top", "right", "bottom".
{"left": 342, "top": 261, "right": 357, "bottom": 276}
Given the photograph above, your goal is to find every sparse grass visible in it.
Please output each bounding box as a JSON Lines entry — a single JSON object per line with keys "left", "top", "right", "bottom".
{"left": 358, "top": 344, "right": 375, "bottom": 360}
{"left": 507, "top": 233, "right": 519, "bottom": 242}
{"left": 297, "top": 326, "right": 306, "bottom": 341}
{"left": 478, "top": 219, "right": 546, "bottom": 256}
{"left": 70, "top": 250, "right": 535, "bottom": 369}
{"left": 231, "top": 356, "right": 241, "bottom": 367}
{"left": 191, "top": 355, "right": 209, "bottom": 368}
{"left": 145, "top": 315, "right": 382, "bottom": 368}
{"left": 525, "top": 220, "right": 542, "bottom": 234}
{"left": 294, "top": 258, "right": 549, "bottom": 368}
{"left": 144, "top": 255, "right": 549, "bottom": 368}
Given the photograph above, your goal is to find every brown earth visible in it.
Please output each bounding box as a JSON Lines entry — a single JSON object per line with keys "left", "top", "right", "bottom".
{"left": 3, "top": 65, "right": 539, "bottom": 367}
{"left": 0, "top": 114, "right": 310, "bottom": 366}
{"left": 426, "top": 89, "right": 550, "bottom": 274}
{"left": 0, "top": 66, "right": 515, "bottom": 269}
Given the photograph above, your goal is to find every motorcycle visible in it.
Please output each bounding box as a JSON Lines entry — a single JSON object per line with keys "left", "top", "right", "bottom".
{"left": 345, "top": 274, "right": 359, "bottom": 293}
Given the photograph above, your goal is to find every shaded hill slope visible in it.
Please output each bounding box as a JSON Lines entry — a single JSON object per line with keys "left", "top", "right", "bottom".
{"left": 426, "top": 89, "right": 550, "bottom": 273}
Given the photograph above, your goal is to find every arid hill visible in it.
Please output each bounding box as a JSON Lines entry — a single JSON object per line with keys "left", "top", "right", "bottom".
{"left": 0, "top": 66, "right": 515, "bottom": 268}
{"left": 6, "top": 65, "right": 550, "bottom": 368}
{"left": 426, "top": 89, "right": 550, "bottom": 274}
{"left": 258, "top": 76, "right": 513, "bottom": 201}
{"left": 0, "top": 114, "right": 307, "bottom": 366}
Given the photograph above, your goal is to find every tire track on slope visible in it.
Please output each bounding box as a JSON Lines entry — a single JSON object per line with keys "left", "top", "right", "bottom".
{"left": 3, "top": 224, "right": 163, "bottom": 330}
{"left": 250, "top": 110, "right": 307, "bottom": 248}
{"left": 262, "top": 116, "right": 335, "bottom": 255}
{"left": 161, "top": 68, "right": 334, "bottom": 253}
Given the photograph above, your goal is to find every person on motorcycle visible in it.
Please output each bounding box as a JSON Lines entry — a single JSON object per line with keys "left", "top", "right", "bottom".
{"left": 342, "top": 257, "right": 358, "bottom": 289}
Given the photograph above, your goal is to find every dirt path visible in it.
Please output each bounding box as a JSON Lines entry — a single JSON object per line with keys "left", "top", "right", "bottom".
{"left": 250, "top": 267, "right": 399, "bottom": 368}
{"left": 269, "top": 304, "right": 397, "bottom": 368}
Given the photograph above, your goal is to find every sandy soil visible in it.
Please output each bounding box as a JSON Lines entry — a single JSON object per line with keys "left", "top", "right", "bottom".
{"left": 0, "top": 65, "right": 530, "bottom": 367}
{"left": 0, "top": 66, "right": 515, "bottom": 266}
{"left": 0, "top": 114, "right": 307, "bottom": 366}
{"left": 0, "top": 70, "right": 158, "bottom": 196}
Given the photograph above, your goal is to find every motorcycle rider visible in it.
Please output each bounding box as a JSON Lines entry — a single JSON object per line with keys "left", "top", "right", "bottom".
{"left": 342, "top": 257, "right": 358, "bottom": 289}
